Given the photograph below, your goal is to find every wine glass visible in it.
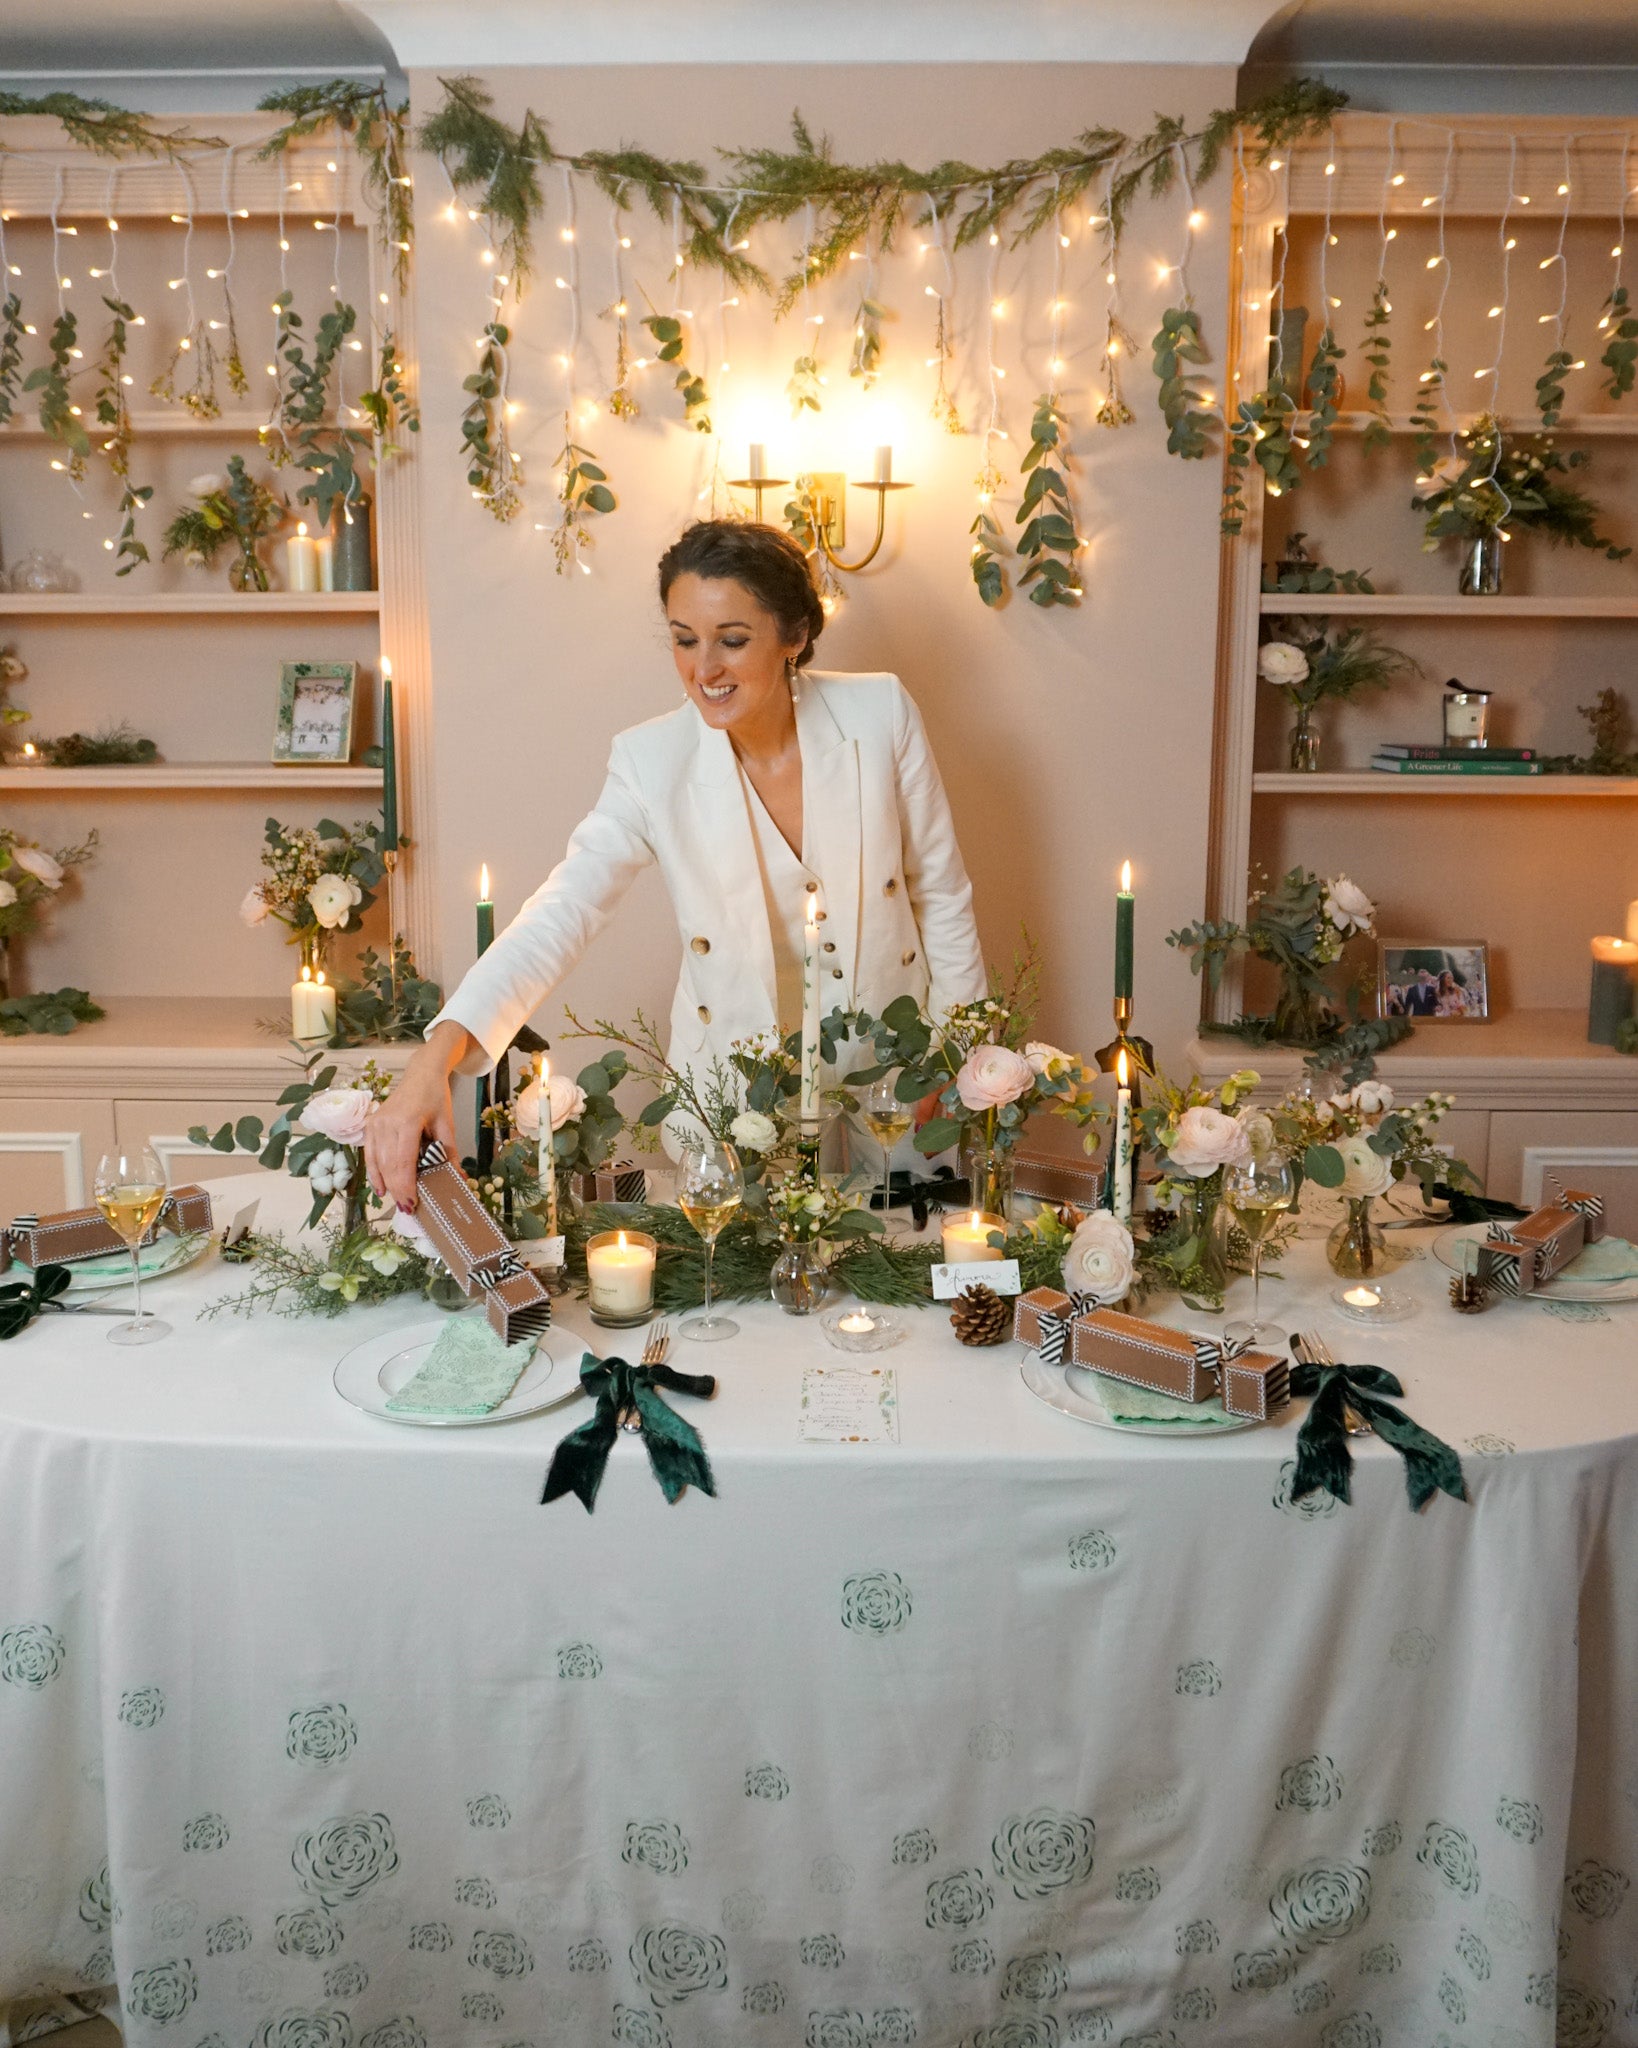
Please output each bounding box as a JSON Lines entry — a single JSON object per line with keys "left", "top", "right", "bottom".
{"left": 860, "top": 1076, "right": 913, "bottom": 1225}
{"left": 93, "top": 1148, "right": 172, "bottom": 1346}
{"left": 1222, "top": 1148, "right": 1295, "bottom": 1350}
{"left": 676, "top": 1136, "right": 744, "bottom": 1343}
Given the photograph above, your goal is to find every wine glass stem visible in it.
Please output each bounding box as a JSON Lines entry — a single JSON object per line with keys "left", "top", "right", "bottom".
{"left": 703, "top": 1240, "right": 715, "bottom": 1324}
{"left": 881, "top": 1143, "right": 893, "bottom": 1225}
{"left": 131, "top": 1241, "right": 144, "bottom": 1327}
{"left": 1249, "top": 1246, "right": 1261, "bottom": 1333}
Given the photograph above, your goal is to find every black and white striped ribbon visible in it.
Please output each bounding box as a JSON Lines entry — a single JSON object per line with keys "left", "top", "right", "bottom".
{"left": 1037, "top": 1293, "right": 1097, "bottom": 1367}
{"left": 1188, "top": 1330, "right": 1255, "bottom": 1375}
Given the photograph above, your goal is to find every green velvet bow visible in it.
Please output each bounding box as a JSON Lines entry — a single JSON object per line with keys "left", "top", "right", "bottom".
{"left": 1291, "top": 1359, "right": 1468, "bottom": 1513}
{"left": 0, "top": 1263, "right": 73, "bottom": 1339}
{"left": 541, "top": 1354, "right": 717, "bottom": 1512}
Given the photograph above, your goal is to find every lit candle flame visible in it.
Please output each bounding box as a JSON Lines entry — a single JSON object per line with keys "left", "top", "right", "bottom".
{"left": 479, "top": 863, "right": 491, "bottom": 901}
{"left": 1117, "top": 1048, "right": 1130, "bottom": 1087}
{"left": 316, "top": 970, "right": 326, "bottom": 986}
{"left": 617, "top": 1230, "right": 628, "bottom": 1250}
{"left": 301, "top": 965, "right": 312, "bottom": 983}
{"left": 380, "top": 655, "right": 393, "bottom": 681}
{"left": 1120, "top": 859, "right": 1132, "bottom": 892}
{"left": 297, "top": 520, "right": 308, "bottom": 538}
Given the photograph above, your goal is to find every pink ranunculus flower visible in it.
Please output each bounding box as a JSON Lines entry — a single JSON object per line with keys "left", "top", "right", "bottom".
{"left": 1166, "top": 1104, "right": 1253, "bottom": 1179}
{"left": 955, "top": 1044, "right": 1035, "bottom": 1112}
{"left": 514, "top": 1074, "right": 588, "bottom": 1138}
{"left": 299, "top": 1087, "right": 374, "bottom": 1149}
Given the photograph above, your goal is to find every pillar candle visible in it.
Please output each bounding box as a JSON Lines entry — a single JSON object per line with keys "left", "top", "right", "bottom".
{"left": 873, "top": 444, "right": 893, "bottom": 484}
{"left": 800, "top": 882, "right": 823, "bottom": 1125}
{"left": 1588, "top": 936, "right": 1638, "bottom": 1046}
{"left": 476, "top": 864, "right": 495, "bottom": 956}
{"left": 1112, "top": 1048, "right": 1134, "bottom": 1224}
{"left": 314, "top": 534, "right": 334, "bottom": 592}
{"left": 291, "top": 965, "right": 337, "bottom": 1042}
{"left": 1114, "top": 859, "right": 1135, "bottom": 1003}
{"left": 586, "top": 1230, "right": 657, "bottom": 1319}
{"left": 941, "top": 1210, "right": 1007, "bottom": 1265}
{"left": 286, "top": 522, "right": 318, "bottom": 593}
{"left": 1626, "top": 899, "right": 1638, "bottom": 945}
{"left": 379, "top": 659, "right": 398, "bottom": 852}
{"left": 748, "top": 443, "right": 766, "bottom": 481}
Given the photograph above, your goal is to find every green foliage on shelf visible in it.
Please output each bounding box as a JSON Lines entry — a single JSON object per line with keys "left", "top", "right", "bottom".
{"left": 0, "top": 988, "right": 104, "bottom": 1037}
{"left": 38, "top": 725, "right": 159, "bottom": 767}
{"left": 326, "top": 943, "right": 444, "bottom": 1047}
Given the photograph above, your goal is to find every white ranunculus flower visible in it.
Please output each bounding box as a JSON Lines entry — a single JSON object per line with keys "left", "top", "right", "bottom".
{"left": 307, "top": 872, "right": 363, "bottom": 929}
{"left": 300, "top": 1088, "right": 373, "bottom": 1149}
{"left": 188, "top": 471, "right": 225, "bottom": 496}
{"left": 513, "top": 1073, "right": 587, "bottom": 1138}
{"left": 1062, "top": 1210, "right": 1136, "bottom": 1305}
{"left": 10, "top": 844, "right": 63, "bottom": 889}
{"left": 1323, "top": 875, "right": 1375, "bottom": 935}
{"left": 1166, "top": 1104, "right": 1253, "bottom": 1179}
{"left": 1257, "top": 640, "right": 1311, "bottom": 687}
{"left": 0, "top": 878, "right": 16, "bottom": 909}
{"left": 729, "top": 1109, "right": 779, "bottom": 1154}
{"left": 239, "top": 885, "right": 271, "bottom": 927}
{"left": 1335, "top": 1132, "right": 1395, "bottom": 1200}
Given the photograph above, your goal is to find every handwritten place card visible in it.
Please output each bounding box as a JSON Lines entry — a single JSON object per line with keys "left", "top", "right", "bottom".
{"left": 930, "top": 1257, "right": 1022, "bottom": 1301}
{"left": 798, "top": 1366, "right": 900, "bottom": 1445}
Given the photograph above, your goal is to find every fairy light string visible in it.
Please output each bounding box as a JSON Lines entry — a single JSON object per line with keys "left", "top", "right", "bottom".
{"left": 1096, "top": 158, "right": 1133, "bottom": 427}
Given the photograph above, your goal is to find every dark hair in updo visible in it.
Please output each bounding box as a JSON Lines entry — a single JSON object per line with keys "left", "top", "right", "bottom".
{"left": 657, "top": 521, "right": 825, "bottom": 668}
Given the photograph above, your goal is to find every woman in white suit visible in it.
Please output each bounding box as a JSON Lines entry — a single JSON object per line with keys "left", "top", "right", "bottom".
{"left": 366, "top": 522, "right": 985, "bottom": 1210}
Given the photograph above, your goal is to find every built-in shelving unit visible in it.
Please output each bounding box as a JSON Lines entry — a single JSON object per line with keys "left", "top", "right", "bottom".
{"left": 1257, "top": 593, "right": 1638, "bottom": 618}
{"left": 0, "top": 591, "right": 381, "bottom": 616}
{"left": 0, "top": 764, "right": 385, "bottom": 792}
{"left": 1253, "top": 773, "right": 1638, "bottom": 797}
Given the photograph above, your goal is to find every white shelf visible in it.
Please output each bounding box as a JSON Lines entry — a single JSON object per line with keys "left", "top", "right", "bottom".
{"left": 0, "top": 762, "right": 383, "bottom": 792}
{"left": 1258, "top": 593, "right": 1638, "bottom": 618}
{"left": 0, "top": 412, "right": 337, "bottom": 440}
{"left": 1327, "top": 412, "right": 1638, "bottom": 440}
{"left": 0, "top": 591, "right": 380, "bottom": 616}
{"left": 1254, "top": 772, "right": 1638, "bottom": 797}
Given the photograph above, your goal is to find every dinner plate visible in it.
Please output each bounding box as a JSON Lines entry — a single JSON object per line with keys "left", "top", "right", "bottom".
{"left": 17, "top": 1230, "right": 214, "bottom": 1297}
{"left": 1431, "top": 1223, "right": 1638, "bottom": 1304}
{"left": 1019, "top": 1350, "right": 1256, "bottom": 1437}
{"left": 333, "top": 1318, "right": 591, "bottom": 1428}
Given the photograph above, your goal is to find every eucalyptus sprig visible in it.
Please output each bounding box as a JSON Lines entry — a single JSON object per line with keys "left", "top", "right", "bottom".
{"left": 850, "top": 293, "right": 886, "bottom": 384}
{"left": 640, "top": 313, "right": 711, "bottom": 431}
{"left": 1302, "top": 327, "right": 1346, "bottom": 467}
{"left": 1221, "top": 386, "right": 1299, "bottom": 535}
{"left": 94, "top": 295, "right": 152, "bottom": 574}
{"left": 1151, "top": 306, "right": 1213, "bottom": 458}
{"left": 24, "top": 311, "right": 89, "bottom": 476}
{"left": 1600, "top": 285, "right": 1638, "bottom": 399}
{"left": 1535, "top": 346, "right": 1573, "bottom": 431}
{"left": 461, "top": 322, "right": 523, "bottom": 521}
{"left": 358, "top": 331, "right": 420, "bottom": 450}
{"left": 256, "top": 80, "right": 414, "bottom": 290}
{"left": 1016, "top": 395, "right": 1082, "bottom": 607}
{"left": 0, "top": 294, "right": 23, "bottom": 426}
{"left": 1408, "top": 356, "right": 1448, "bottom": 480}
{"left": 1359, "top": 281, "right": 1393, "bottom": 451}
{"left": 970, "top": 458, "right": 1009, "bottom": 608}
{"left": 268, "top": 294, "right": 371, "bottom": 523}
{"left": 551, "top": 432, "right": 615, "bottom": 572}
{"left": 786, "top": 351, "right": 823, "bottom": 416}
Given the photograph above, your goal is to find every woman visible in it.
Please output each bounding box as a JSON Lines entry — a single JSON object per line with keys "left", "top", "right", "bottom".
{"left": 366, "top": 521, "right": 986, "bottom": 1210}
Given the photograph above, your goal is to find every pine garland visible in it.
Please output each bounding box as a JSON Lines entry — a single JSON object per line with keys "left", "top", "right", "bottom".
{"left": 0, "top": 91, "right": 221, "bottom": 158}
{"left": 256, "top": 81, "right": 413, "bottom": 290}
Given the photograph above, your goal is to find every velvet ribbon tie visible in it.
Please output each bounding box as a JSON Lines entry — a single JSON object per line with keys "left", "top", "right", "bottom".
{"left": 0, "top": 1263, "right": 72, "bottom": 1339}
{"left": 1290, "top": 1358, "right": 1468, "bottom": 1513}
{"left": 542, "top": 1354, "right": 717, "bottom": 1512}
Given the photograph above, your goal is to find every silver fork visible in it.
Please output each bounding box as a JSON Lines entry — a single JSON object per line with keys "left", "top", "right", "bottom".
{"left": 619, "top": 1320, "right": 671, "bottom": 1433}
{"left": 1298, "top": 1328, "right": 1372, "bottom": 1436}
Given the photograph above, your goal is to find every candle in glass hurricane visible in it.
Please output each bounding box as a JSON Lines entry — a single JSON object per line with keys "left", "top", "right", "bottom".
{"left": 941, "top": 1211, "right": 1006, "bottom": 1264}
{"left": 1588, "top": 935, "right": 1638, "bottom": 1045}
{"left": 586, "top": 1228, "right": 657, "bottom": 1324}
{"left": 1114, "top": 859, "right": 1135, "bottom": 1003}
{"left": 838, "top": 1309, "right": 877, "bottom": 1334}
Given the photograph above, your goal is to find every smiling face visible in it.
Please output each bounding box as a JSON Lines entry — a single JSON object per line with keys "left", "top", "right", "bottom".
{"left": 665, "top": 573, "right": 807, "bottom": 738}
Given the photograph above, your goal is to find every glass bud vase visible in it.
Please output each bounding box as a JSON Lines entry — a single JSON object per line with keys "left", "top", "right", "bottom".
{"left": 771, "top": 1239, "right": 829, "bottom": 1316}
{"left": 1458, "top": 531, "right": 1503, "bottom": 597}
{"left": 1327, "top": 1196, "right": 1388, "bottom": 1279}
{"left": 957, "top": 1127, "right": 1015, "bottom": 1226}
{"left": 1176, "top": 1178, "right": 1231, "bottom": 1295}
{"left": 1288, "top": 704, "right": 1321, "bottom": 772}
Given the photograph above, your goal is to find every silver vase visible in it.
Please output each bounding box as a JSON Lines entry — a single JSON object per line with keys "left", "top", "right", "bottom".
{"left": 1458, "top": 532, "right": 1503, "bottom": 597}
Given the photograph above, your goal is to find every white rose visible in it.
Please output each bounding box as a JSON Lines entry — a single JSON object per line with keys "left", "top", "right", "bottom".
{"left": 1166, "top": 1104, "right": 1253, "bottom": 1179}
{"left": 514, "top": 1073, "right": 587, "bottom": 1137}
{"left": 239, "top": 885, "right": 271, "bottom": 927}
{"left": 730, "top": 1109, "right": 779, "bottom": 1154}
{"left": 1336, "top": 1132, "right": 1394, "bottom": 1200}
{"left": 300, "top": 1087, "right": 374, "bottom": 1149}
{"left": 183, "top": 549, "right": 207, "bottom": 568}
{"left": 1024, "top": 1041, "right": 1079, "bottom": 1084}
{"left": 307, "top": 872, "right": 363, "bottom": 929}
{"left": 1062, "top": 1210, "right": 1136, "bottom": 1305}
{"left": 1257, "top": 640, "right": 1311, "bottom": 687}
{"left": 1323, "top": 875, "right": 1375, "bottom": 935}
{"left": 0, "top": 878, "right": 16, "bottom": 909}
{"left": 188, "top": 471, "right": 225, "bottom": 496}
{"left": 10, "top": 845, "right": 63, "bottom": 889}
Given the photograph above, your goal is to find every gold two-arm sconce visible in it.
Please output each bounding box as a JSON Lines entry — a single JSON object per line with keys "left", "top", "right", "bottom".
{"left": 729, "top": 444, "right": 914, "bottom": 573}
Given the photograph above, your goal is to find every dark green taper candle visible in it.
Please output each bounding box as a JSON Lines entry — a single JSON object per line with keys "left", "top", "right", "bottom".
{"left": 1114, "top": 859, "right": 1135, "bottom": 1002}
{"left": 477, "top": 865, "right": 495, "bottom": 955}
{"left": 379, "top": 663, "right": 398, "bottom": 852}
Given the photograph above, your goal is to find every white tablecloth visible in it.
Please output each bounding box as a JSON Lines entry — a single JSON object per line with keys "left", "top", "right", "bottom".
{"left": 2, "top": 1178, "right": 1636, "bottom": 2048}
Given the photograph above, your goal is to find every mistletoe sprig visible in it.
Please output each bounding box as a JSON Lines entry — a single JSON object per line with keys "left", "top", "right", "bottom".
{"left": 25, "top": 311, "right": 89, "bottom": 476}
{"left": 256, "top": 81, "right": 413, "bottom": 291}
{"left": 461, "top": 321, "right": 523, "bottom": 521}
{"left": 640, "top": 313, "right": 711, "bottom": 432}
{"left": 1151, "top": 307, "right": 1213, "bottom": 459}
{"left": 1016, "top": 395, "right": 1082, "bottom": 608}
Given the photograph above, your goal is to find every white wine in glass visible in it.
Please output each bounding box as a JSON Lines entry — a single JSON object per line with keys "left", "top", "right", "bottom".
{"left": 93, "top": 1148, "right": 172, "bottom": 1346}
{"left": 677, "top": 1136, "right": 744, "bottom": 1342}
{"left": 1222, "top": 1151, "right": 1295, "bottom": 1349}
{"left": 861, "top": 1076, "right": 912, "bottom": 1223}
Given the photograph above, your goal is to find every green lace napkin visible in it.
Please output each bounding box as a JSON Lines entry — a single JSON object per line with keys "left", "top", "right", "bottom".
{"left": 1563, "top": 1235, "right": 1638, "bottom": 1284}
{"left": 386, "top": 1316, "right": 537, "bottom": 1417}
{"left": 1084, "top": 1371, "right": 1242, "bottom": 1430}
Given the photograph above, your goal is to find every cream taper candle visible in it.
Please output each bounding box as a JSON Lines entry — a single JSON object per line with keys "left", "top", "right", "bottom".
{"left": 800, "top": 882, "right": 823, "bottom": 1126}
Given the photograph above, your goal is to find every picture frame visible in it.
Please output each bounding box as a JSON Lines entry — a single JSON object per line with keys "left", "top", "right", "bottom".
{"left": 1378, "top": 941, "right": 1490, "bottom": 1023}
{"left": 272, "top": 661, "right": 357, "bottom": 765}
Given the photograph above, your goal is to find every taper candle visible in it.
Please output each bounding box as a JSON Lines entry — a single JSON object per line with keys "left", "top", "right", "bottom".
{"left": 379, "top": 658, "right": 398, "bottom": 852}
{"left": 1112, "top": 1047, "right": 1134, "bottom": 1224}
{"left": 536, "top": 1052, "right": 559, "bottom": 1239}
{"left": 748, "top": 442, "right": 767, "bottom": 481}
{"left": 800, "top": 882, "right": 823, "bottom": 1125}
{"left": 1114, "top": 859, "right": 1135, "bottom": 1003}
{"left": 476, "top": 864, "right": 495, "bottom": 956}
{"left": 873, "top": 444, "right": 893, "bottom": 484}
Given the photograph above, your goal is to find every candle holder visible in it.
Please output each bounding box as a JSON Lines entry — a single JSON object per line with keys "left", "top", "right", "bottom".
{"left": 819, "top": 1303, "right": 905, "bottom": 1353}
{"left": 726, "top": 476, "right": 791, "bottom": 521}
{"left": 381, "top": 847, "right": 400, "bottom": 1003}
{"left": 1331, "top": 1280, "right": 1418, "bottom": 1325}
{"left": 939, "top": 1210, "right": 1008, "bottom": 1267}
{"left": 585, "top": 1228, "right": 658, "bottom": 1327}
{"left": 806, "top": 477, "right": 915, "bottom": 575}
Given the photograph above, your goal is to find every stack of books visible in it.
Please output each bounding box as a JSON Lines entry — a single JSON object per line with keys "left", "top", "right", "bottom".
{"left": 1370, "top": 745, "right": 1543, "bottom": 777}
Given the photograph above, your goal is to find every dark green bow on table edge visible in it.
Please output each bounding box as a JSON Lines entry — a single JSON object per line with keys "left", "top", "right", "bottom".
{"left": 1291, "top": 1358, "right": 1468, "bottom": 1513}
{"left": 542, "top": 1354, "right": 717, "bottom": 1512}
{"left": 0, "top": 1264, "right": 73, "bottom": 1339}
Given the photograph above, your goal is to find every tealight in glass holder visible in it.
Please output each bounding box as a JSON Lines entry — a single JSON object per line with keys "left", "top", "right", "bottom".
{"left": 1331, "top": 1279, "right": 1418, "bottom": 1325}
{"left": 585, "top": 1229, "right": 657, "bottom": 1327}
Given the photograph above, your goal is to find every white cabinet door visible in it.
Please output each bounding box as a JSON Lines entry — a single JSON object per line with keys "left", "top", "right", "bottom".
{"left": 1488, "top": 1113, "right": 1638, "bottom": 1239}
{"left": 0, "top": 1099, "right": 119, "bottom": 1213}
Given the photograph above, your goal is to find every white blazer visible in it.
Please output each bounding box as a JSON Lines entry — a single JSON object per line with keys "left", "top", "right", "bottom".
{"left": 432, "top": 669, "right": 986, "bottom": 1080}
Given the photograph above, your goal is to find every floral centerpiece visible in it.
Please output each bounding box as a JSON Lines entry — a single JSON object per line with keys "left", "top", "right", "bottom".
{"left": 1026, "top": 1204, "right": 1139, "bottom": 1309}
{"left": 1269, "top": 1079, "right": 1478, "bottom": 1277}
{"left": 1413, "top": 416, "right": 1630, "bottom": 594}
{"left": 474, "top": 1051, "right": 626, "bottom": 1237}
{"left": 1256, "top": 622, "right": 1420, "bottom": 773}
{"left": 1130, "top": 1067, "right": 1268, "bottom": 1308}
{"left": 0, "top": 823, "right": 100, "bottom": 1032}
{"left": 1169, "top": 865, "right": 1407, "bottom": 1058}
{"left": 240, "top": 812, "right": 388, "bottom": 980}
{"left": 762, "top": 1173, "right": 883, "bottom": 1315}
{"left": 162, "top": 458, "right": 287, "bottom": 592}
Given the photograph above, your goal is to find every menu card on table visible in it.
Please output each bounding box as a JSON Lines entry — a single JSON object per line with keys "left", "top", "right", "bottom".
{"left": 798, "top": 1367, "right": 900, "bottom": 1444}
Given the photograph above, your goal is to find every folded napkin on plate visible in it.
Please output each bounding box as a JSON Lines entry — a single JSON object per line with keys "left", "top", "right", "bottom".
{"left": 1563, "top": 1234, "right": 1638, "bottom": 1283}
{"left": 385, "top": 1316, "right": 537, "bottom": 1417}
{"left": 1084, "top": 1371, "right": 1241, "bottom": 1430}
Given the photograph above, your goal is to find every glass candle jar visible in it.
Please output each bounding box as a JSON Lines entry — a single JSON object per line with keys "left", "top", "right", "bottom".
{"left": 1443, "top": 689, "right": 1491, "bottom": 748}
{"left": 585, "top": 1228, "right": 657, "bottom": 1326}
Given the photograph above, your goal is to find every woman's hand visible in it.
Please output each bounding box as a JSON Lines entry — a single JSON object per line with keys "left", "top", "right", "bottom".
{"left": 365, "top": 1023, "right": 470, "bottom": 1211}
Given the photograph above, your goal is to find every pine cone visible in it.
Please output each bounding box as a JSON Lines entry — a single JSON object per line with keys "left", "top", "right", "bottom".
{"left": 951, "top": 1282, "right": 1010, "bottom": 1347}
{"left": 1449, "top": 1272, "right": 1490, "bottom": 1314}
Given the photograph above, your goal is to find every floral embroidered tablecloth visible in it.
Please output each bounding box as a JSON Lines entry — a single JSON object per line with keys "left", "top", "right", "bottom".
{"left": 2, "top": 1177, "right": 1635, "bottom": 2048}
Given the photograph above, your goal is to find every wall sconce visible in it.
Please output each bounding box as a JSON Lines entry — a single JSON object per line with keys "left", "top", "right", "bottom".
{"left": 729, "top": 443, "right": 913, "bottom": 574}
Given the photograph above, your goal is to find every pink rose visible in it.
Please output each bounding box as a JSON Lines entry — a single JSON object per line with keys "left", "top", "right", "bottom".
{"left": 514, "top": 1073, "right": 587, "bottom": 1137}
{"left": 955, "top": 1045, "right": 1035, "bottom": 1112}
{"left": 299, "top": 1087, "right": 374, "bottom": 1148}
{"left": 1166, "top": 1104, "right": 1252, "bottom": 1179}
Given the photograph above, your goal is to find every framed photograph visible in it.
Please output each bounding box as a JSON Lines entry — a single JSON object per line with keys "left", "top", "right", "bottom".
{"left": 1378, "top": 941, "right": 1490, "bottom": 1022}
{"left": 273, "top": 661, "right": 357, "bottom": 765}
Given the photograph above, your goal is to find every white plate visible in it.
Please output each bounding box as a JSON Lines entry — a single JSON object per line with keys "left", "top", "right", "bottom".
{"left": 333, "top": 1318, "right": 591, "bottom": 1428}
{"left": 1432, "top": 1223, "right": 1638, "bottom": 1304}
{"left": 1019, "top": 1350, "right": 1257, "bottom": 1437}
{"left": 18, "top": 1230, "right": 213, "bottom": 1297}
